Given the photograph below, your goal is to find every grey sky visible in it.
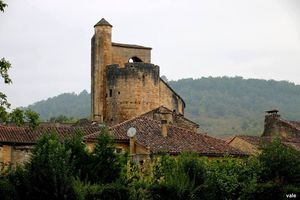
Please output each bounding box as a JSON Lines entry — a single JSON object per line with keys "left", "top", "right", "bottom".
{"left": 1, "top": 0, "right": 300, "bottom": 108}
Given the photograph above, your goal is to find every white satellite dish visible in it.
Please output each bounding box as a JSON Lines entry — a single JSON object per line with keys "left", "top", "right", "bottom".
{"left": 127, "top": 127, "right": 136, "bottom": 138}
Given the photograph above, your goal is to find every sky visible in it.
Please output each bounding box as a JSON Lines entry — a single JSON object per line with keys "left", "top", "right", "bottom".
{"left": 0, "top": 0, "right": 300, "bottom": 108}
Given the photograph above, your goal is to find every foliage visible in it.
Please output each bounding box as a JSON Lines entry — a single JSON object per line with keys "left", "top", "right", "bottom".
{"left": 49, "top": 114, "right": 77, "bottom": 123}
{"left": 258, "top": 138, "right": 300, "bottom": 185}
{"left": 26, "top": 133, "right": 76, "bottom": 199}
{"left": 0, "top": 0, "right": 7, "bottom": 12}
{"left": 26, "top": 90, "right": 90, "bottom": 120}
{"left": 1, "top": 130, "right": 300, "bottom": 199}
{"left": 7, "top": 108, "right": 40, "bottom": 128}
{"left": 88, "top": 127, "right": 123, "bottom": 184}
{"left": 0, "top": 58, "right": 12, "bottom": 120}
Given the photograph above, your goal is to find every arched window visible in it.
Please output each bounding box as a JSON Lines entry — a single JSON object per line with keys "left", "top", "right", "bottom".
{"left": 128, "top": 56, "right": 143, "bottom": 63}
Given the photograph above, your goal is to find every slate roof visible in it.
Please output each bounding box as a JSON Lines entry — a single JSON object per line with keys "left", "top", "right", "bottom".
{"left": 84, "top": 116, "right": 246, "bottom": 157}
{"left": 112, "top": 42, "right": 152, "bottom": 50}
{"left": 94, "top": 18, "right": 112, "bottom": 27}
{"left": 0, "top": 124, "right": 99, "bottom": 144}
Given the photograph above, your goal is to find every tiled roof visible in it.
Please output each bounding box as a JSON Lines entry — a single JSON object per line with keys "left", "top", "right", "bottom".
{"left": 230, "top": 135, "right": 300, "bottom": 152}
{"left": 141, "top": 106, "right": 199, "bottom": 127}
{"left": 0, "top": 124, "right": 100, "bottom": 144}
{"left": 85, "top": 116, "right": 246, "bottom": 157}
{"left": 231, "top": 135, "right": 272, "bottom": 146}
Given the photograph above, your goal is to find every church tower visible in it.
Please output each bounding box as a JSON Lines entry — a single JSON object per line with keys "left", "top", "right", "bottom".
{"left": 91, "top": 18, "right": 185, "bottom": 125}
{"left": 91, "top": 18, "right": 112, "bottom": 122}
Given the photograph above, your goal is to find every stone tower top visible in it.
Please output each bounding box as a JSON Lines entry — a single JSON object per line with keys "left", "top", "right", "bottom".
{"left": 94, "top": 18, "right": 113, "bottom": 27}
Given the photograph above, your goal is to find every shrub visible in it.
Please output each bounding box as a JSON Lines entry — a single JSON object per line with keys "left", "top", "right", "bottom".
{"left": 258, "top": 138, "right": 300, "bottom": 184}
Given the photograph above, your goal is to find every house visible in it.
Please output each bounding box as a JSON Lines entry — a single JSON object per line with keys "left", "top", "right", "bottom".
{"left": 85, "top": 116, "right": 247, "bottom": 164}
{"left": 0, "top": 124, "right": 99, "bottom": 169}
{"left": 228, "top": 110, "right": 300, "bottom": 154}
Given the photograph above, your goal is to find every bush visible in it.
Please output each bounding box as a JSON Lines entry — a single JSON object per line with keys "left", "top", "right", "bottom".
{"left": 149, "top": 183, "right": 182, "bottom": 200}
{"left": 258, "top": 138, "right": 300, "bottom": 184}
{"left": 248, "top": 182, "right": 282, "bottom": 200}
{"left": 83, "top": 183, "right": 129, "bottom": 200}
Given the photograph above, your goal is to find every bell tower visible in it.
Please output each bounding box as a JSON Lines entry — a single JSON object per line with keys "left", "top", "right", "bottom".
{"left": 91, "top": 18, "right": 112, "bottom": 122}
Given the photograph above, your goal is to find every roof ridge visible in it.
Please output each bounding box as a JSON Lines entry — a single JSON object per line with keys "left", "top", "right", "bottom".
{"left": 279, "top": 118, "right": 300, "bottom": 132}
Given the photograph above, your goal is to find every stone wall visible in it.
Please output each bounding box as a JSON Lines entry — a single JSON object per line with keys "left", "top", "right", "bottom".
{"left": 105, "top": 63, "right": 185, "bottom": 126}
{"left": 263, "top": 114, "right": 300, "bottom": 137}
{"left": 111, "top": 44, "right": 151, "bottom": 67}
{"left": 0, "top": 145, "right": 32, "bottom": 170}
{"left": 106, "top": 63, "right": 160, "bottom": 125}
{"left": 159, "top": 80, "right": 184, "bottom": 114}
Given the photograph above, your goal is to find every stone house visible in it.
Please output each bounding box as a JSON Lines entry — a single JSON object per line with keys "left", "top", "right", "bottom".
{"left": 84, "top": 115, "right": 246, "bottom": 164}
{"left": 228, "top": 110, "right": 300, "bottom": 154}
{"left": 0, "top": 124, "right": 99, "bottom": 169}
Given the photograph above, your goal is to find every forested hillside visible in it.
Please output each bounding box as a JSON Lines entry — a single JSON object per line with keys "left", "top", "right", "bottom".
{"left": 26, "top": 90, "right": 90, "bottom": 120}
{"left": 25, "top": 77, "right": 300, "bottom": 136}
{"left": 169, "top": 77, "right": 300, "bottom": 136}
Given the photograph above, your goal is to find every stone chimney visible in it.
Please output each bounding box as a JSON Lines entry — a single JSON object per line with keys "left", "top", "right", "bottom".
{"left": 161, "top": 120, "right": 168, "bottom": 137}
{"left": 262, "top": 109, "right": 280, "bottom": 136}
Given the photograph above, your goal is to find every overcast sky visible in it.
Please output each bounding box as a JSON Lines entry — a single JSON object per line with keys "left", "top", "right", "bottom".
{"left": 0, "top": 0, "right": 300, "bottom": 108}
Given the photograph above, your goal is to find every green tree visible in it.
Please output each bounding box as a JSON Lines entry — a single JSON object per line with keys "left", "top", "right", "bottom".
{"left": 0, "top": 0, "right": 7, "bottom": 12}
{"left": 0, "top": 1, "right": 11, "bottom": 115}
{"left": 258, "top": 138, "right": 300, "bottom": 184}
{"left": 88, "top": 127, "right": 122, "bottom": 184}
{"left": 64, "top": 132, "right": 91, "bottom": 181}
{"left": 8, "top": 108, "right": 40, "bottom": 128}
{"left": 26, "top": 133, "right": 76, "bottom": 199}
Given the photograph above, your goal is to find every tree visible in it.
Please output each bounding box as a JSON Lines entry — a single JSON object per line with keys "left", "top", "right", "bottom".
{"left": 258, "top": 138, "right": 300, "bottom": 184}
{"left": 26, "top": 133, "right": 76, "bottom": 199}
{"left": 0, "top": 0, "right": 7, "bottom": 12}
{"left": 7, "top": 108, "right": 40, "bottom": 128}
{"left": 88, "top": 127, "right": 123, "bottom": 184}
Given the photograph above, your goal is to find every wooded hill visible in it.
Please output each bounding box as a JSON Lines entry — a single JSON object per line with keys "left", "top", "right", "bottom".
{"left": 25, "top": 77, "right": 300, "bottom": 137}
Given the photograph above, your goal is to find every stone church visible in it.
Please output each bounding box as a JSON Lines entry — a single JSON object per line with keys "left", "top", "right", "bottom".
{"left": 91, "top": 18, "right": 185, "bottom": 126}
{"left": 0, "top": 18, "right": 247, "bottom": 168}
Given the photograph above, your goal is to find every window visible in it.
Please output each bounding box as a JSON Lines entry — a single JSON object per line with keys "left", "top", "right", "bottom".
{"left": 128, "top": 56, "right": 143, "bottom": 63}
{"left": 109, "top": 89, "right": 112, "bottom": 97}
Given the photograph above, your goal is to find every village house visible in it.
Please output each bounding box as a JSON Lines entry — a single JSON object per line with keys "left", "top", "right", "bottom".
{"left": 228, "top": 110, "right": 300, "bottom": 154}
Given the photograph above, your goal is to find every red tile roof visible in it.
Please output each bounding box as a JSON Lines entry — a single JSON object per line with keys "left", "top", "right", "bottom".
{"left": 85, "top": 116, "right": 246, "bottom": 157}
{"left": 229, "top": 135, "right": 300, "bottom": 152}
{"left": 0, "top": 124, "right": 99, "bottom": 144}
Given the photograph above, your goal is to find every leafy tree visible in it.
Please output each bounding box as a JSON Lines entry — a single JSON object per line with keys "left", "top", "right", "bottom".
{"left": 24, "top": 109, "right": 40, "bottom": 128}
{"left": 88, "top": 127, "right": 122, "bottom": 184}
{"left": 258, "top": 138, "right": 300, "bottom": 184}
{"left": 26, "top": 133, "right": 76, "bottom": 199}
{"left": 0, "top": 0, "right": 7, "bottom": 12}
{"left": 0, "top": 2, "right": 11, "bottom": 116}
{"left": 7, "top": 108, "right": 40, "bottom": 128}
{"left": 64, "top": 132, "right": 91, "bottom": 181}
{"left": 49, "top": 115, "right": 76, "bottom": 123}
{"left": 9, "top": 108, "right": 25, "bottom": 126}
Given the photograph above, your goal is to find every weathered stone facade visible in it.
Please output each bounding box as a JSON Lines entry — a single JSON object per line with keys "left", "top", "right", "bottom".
{"left": 0, "top": 145, "right": 32, "bottom": 169}
{"left": 141, "top": 106, "right": 198, "bottom": 132}
{"left": 91, "top": 18, "right": 185, "bottom": 125}
{"left": 263, "top": 111, "right": 300, "bottom": 137}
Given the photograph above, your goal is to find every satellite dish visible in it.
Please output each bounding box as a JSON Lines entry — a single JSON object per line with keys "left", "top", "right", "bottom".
{"left": 127, "top": 127, "right": 136, "bottom": 138}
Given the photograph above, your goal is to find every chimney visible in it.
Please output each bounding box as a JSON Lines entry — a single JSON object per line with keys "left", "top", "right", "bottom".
{"left": 129, "top": 136, "right": 136, "bottom": 155}
{"left": 161, "top": 120, "right": 168, "bottom": 137}
{"left": 263, "top": 109, "right": 280, "bottom": 136}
